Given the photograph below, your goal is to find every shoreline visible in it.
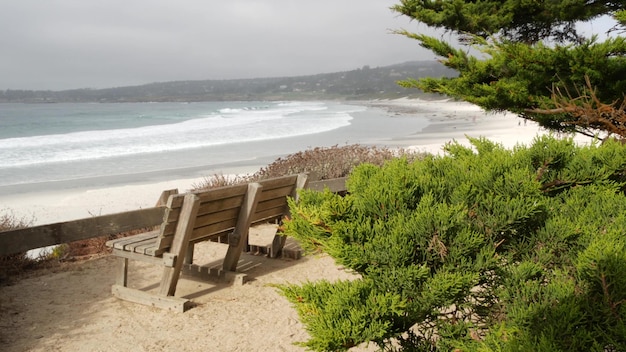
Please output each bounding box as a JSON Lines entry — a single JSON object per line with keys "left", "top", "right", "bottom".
{"left": 0, "top": 98, "right": 589, "bottom": 226}
{"left": 0, "top": 97, "right": 596, "bottom": 352}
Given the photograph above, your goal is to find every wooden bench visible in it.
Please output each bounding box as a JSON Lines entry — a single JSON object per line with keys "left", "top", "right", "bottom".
{"left": 105, "top": 174, "right": 307, "bottom": 312}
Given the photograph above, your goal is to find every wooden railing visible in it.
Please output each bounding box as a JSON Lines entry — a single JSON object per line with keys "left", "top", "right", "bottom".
{"left": 0, "top": 177, "right": 347, "bottom": 257}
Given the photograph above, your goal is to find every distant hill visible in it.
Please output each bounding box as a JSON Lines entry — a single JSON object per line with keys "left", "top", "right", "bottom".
{"left": 0, "top": 61, "right": 456, "bottom": 103}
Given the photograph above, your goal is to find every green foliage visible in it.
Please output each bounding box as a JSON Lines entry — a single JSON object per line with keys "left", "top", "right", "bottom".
{"left": 277, "top": 279, "right": 406, "bottom": 351}
{"left": 393, "top": 0, "right": 618, "bottom": 44}
{"left": 280, "top": 136, "right": 626, "bottom": 351}
{"left": 393, "top": 0, "right": 626, "bottom": 138}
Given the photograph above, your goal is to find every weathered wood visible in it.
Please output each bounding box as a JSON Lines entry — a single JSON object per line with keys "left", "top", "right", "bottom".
{"left": 248, "top": 174, "right": 303, "bottom": 225}
{"left": 109, "top": 249, "right": 164, "bottom": 264}
{"left": 269, "top": 173, "right": 308, "bottom": 257}
{"left": 112, "top": 285, "right": 191, "bottom": 312}
{"left": 251, "top": 207, "right": 288, "bottom": 224}
{"left": 306, "top": 177, "right": 347, "bottom": 193}
{"left": 166, "top": 194, "right": 245, "bottom": 222}
{"left": 193, "top": 184, "right": 248, "bottom": 202}
{"left": 159, "top": 193, "right": 201, "bottom": 296}
{"left": 156, "top": 189, "right": 178, "bottom": 207}
{"left": 184, "top": 243, "right": 194, "bottom": 265}
{"left": 107, "top": 230, "right": 159, "bottom": 250}
{"left": 0, "top": 207, "right": 165, "bottom": 257}
{"left": 152, "top": 194, "right": 187, "bottom": 256}
{"left": 197, "top": 195, "right": 245, "bottom": 216}
{"left": 1, "top": 174, "right": 350, "bottom": 311}
{"left": 293, "top": 173, "right": 310, "bottom": 200}
{"left": 131, "top": 238, "right": 160, "bottom": 255}
{"left": 116, "top": 258, "right": 128, "bottom": 287}
{"left": 255, "top": 174, "right": 299, "bottom": 190}
{"left": 223, "top": 183, "right": 262, "bottom": 271}
{"left": 194, "top": 208, "right": 241, "bottom": 228}
{"left": 0, "top": 175, "right": 349, "bottom": 258}
{"left": 256, "top": 184, "right": 296, "bottom": 202}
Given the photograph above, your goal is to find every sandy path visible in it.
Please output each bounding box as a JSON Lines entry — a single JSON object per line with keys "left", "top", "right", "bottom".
{"left": 0, "top": 238, "right": 372, "bottom": 352}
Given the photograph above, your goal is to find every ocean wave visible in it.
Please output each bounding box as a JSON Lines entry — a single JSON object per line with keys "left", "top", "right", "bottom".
{"left": 0, "top": 101, "right": 354, "bottom": 168}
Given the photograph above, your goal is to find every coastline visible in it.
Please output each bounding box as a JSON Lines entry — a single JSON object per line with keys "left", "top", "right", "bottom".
{"left": 0, "top": 97, "right": 588, "bottom": 226}
{"left": 0, "top": 97, "right": 597, "bottom": 352}
{"left": 366, "top": 97, "right": 564, "bottom": 154}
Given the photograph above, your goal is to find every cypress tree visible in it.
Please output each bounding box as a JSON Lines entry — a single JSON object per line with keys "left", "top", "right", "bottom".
{"left": 392, "top": 1, "right": 626, "bottom": 139}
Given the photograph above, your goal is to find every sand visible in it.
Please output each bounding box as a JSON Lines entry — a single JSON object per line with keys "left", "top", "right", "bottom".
{"left": 0, "top": 99, "right": 593, "bottom": 352}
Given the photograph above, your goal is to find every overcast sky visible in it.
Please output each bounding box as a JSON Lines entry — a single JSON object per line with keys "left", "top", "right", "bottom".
{"left": 0, "top": 1, "right": 442, "bottom": 91}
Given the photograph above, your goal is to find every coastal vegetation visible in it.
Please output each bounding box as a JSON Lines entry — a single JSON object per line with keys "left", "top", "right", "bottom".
{"left": 394, "top": 1, "right": 626, "bottom": 140}
{"left": 275, "top": 1, "right": 626, "bottom": 351}
{"left": 3, "top": 1, "right": 626, "bottom": 350}
{"left": 280, "top": 136, "right": 626, "bottom": 351}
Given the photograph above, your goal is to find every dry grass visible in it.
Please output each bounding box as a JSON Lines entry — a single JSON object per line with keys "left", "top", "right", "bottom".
{"left": 190, "top": 173, "right": 252, "bottom": 190}
{"left": 0, "top": 211, "right": 39, "bottom": 284}
{"left": 192, "top": 144, "right": 426, "bottom": 190}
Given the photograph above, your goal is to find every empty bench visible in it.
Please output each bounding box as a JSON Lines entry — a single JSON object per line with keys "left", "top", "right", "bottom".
{"left": 105, "top": 174, "right": 307, "bottom": 312}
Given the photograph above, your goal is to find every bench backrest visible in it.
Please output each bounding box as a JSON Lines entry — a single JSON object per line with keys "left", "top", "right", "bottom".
{"left": 151, "top": 183, "right": 248, "bottom": 255}
{"left": 251, "top": 174, "right": 307, "bottom": 225}
{"left": 150, "top": 174, "right": 307, "bottom": 256}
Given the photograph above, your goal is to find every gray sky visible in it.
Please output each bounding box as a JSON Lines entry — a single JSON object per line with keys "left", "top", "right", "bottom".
{"left": 0, "top": 1, "right": 438, "bottom": 91}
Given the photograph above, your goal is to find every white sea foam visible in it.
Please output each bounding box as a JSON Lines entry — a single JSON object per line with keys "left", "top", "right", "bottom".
{"left": 0, "top": 101, "right": 357, "bottom": 168}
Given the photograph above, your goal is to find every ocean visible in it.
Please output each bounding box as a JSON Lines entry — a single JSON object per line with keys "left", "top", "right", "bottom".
{"left": 0, "top": 101, "right": 430, "bottom": 196}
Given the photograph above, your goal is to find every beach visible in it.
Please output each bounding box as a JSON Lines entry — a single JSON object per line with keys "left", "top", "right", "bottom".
{"left": 0, "top": 98, "right": 557, "bottom": 226}
{"left": 0, "top": 99, "right": 590, "bottom": 352}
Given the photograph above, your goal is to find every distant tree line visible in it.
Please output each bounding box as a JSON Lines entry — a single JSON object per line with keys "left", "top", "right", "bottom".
{"left": 0, "top": 61, "right": 455, "bottom": 103}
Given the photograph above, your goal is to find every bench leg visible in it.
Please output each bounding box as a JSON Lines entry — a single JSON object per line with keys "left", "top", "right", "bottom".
{"left": 116, "top": 258, "right": 128, "bottom": 287}
{"left": 184, "top": 243, "right": 194, "bottom": 265}
{"left": 270, "top": 234, "right": 286, "bottom": 258}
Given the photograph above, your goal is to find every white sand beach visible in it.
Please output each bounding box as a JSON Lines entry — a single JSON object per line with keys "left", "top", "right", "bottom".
{"left": 0, "top": 99, "right": 593, "bottom": 352}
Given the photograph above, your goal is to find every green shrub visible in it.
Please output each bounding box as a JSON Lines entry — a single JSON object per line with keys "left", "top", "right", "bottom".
{"left": 278, "top": 279, "right": 406, "bottom": 351}
{"left": 280, "top": 135, "right": 626, "bottom": 351}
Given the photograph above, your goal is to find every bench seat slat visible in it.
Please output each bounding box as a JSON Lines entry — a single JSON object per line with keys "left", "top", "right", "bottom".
{"left": 130, "top": 238, "right": 160, "bottom": 255}
{"left": 106, "top": 230, "right": 160, "bottom": 250}
{"left": 110, "top": 249, "right": 164, "bottom": 264}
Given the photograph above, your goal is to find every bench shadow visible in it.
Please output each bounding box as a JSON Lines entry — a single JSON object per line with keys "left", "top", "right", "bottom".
{"left": 131, "top": 235, "right": 307, "bottom": 303}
